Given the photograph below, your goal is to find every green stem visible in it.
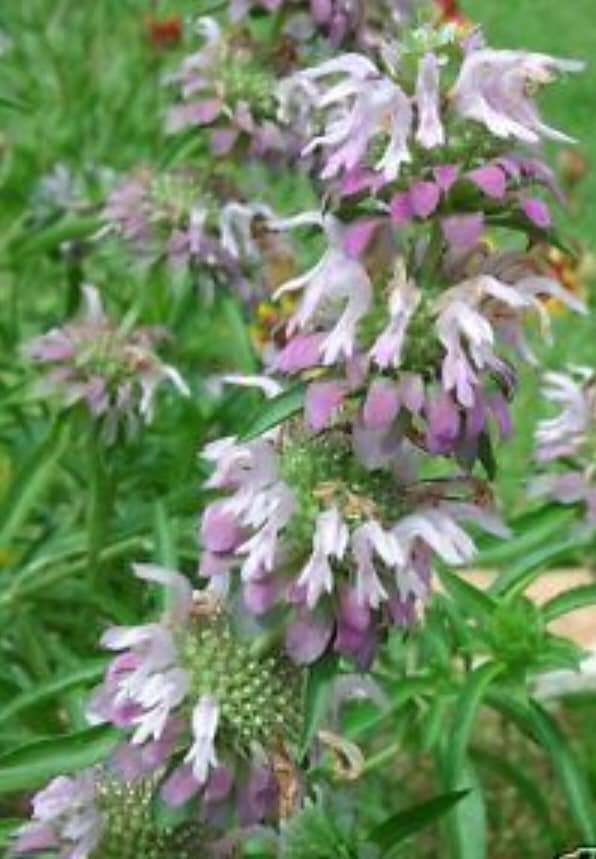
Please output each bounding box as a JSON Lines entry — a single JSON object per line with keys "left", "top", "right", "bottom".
{"left": 361, "top": 738, "right": 403, "bottom": 775}
{"left": 418, "top": 219, "right": 445, "bottom": 290}
{"left": 269, "top": 5, "right": 288, "bottom": 42}
{"left": 86, "top": 426, "right": 114, "bottom": 583}
{"left": 248, "top": 617, "right": 289, "bottom": 658}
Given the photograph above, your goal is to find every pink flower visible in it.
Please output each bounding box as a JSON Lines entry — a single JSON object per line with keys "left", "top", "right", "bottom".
{"left": 441, "top": 213, "right": 484, "bottom": 251}
{"left": 292, "top": 55, "right": 413, "bottom": 180}
{"left": 276, "top": 334, "right": 326, "bottom": 374}
{"left": 433, "top": 164, "right": 460, "bottom": 193}
{"left": 285, "top": 608, "right": 334, "bottom": 664}
{"left": 24, "top": 286, "right": 189, "bottom": 440}
{"left": 452, "top": 49, "right": 583, "bottom": 144}
{"left": 273, "top": 213, "right": 373, "bottom": 365}
{"left": 467, "top": 165, "right": 507, "bottom": 200}
{"left": 362, "top": 380, "right": 400, "bottom": 430}
{"left": 409, "top": 181, "right": 441, "bottom": 218}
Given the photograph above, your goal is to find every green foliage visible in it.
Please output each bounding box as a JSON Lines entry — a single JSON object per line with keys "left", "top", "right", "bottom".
{"left": 0, "top": 725, "right": 121, "bottom": 794}
{"left": 281, "top": 797, "right": 362, "bottom": 859}
{"left": 0, "top": 1, "right": 595, "bottom": 857}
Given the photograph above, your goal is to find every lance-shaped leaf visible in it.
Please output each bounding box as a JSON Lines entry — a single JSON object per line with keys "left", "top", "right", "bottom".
{"left": 0, "top": 725, "right": 121, "bottom": 794}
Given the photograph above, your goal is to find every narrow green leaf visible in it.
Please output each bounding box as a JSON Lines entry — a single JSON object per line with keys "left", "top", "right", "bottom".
{"left": 86, "top": 427, "right": 112, "bottom": 574}
{"left": 445, "top": 661, "right": 503, "bottom": 784}
{"left": 475, "top": 507, "right": 574, "bottom": 567}
{"left": 153, "top": 500, "right": 178, "bottom": 570}
{"left": 542, "top": 583, "right": 596, "bottom": 623}
{"left": 368, "top": 790, "right": 469, "bottom": 853}
{"left": 436, "top": 568, "right": 496, "bottom": 620}
{"left": 526, "top": 702, "right": 595, "bottom": 841}
{"left": 347, "top": 676, "right": 434, "bottom": 740}
{"left": 10, "top": 215, "right": 101, "bottom": 258}
{"left": 242, "top": 384, "right": 306, "bottom": 441}
{"left": 478, "top": 432, "right": 497, "bottom": 480}
{"left": 0, "top": 661, "right": 107, "bottom": 728}
{"left": 0, "top": 726, "right": 121, "bottom": 794}
{"left": 489, "top": 535, "right": 585, "bottom": 597}
{"left": 220, "top": 297, "right": 258, "bottom": 374}
{"left": 0, "top": 93, "right": 28, "bottom": 111}
{"left": 0, "top": 819, "right": 23, "bottom": 847}
{"left": 300, "top": 653, "right": 338, "bottom": 759}
{"left": 0, "top": 419, "right": 70, "bottom": 548}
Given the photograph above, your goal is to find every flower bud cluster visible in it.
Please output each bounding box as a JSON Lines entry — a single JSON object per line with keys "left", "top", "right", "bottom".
{"left": 104, "top": 166, "right": 287, "bottom": 300}
{"left": 24, "top": 286, "right": 189, "bottom": 441}
{"left": 165, "top": 18, "right": 287, "bottom": 157}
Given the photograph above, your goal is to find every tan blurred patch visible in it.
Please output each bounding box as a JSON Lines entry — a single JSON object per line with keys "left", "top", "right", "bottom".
{"left": 459, "top": 568, "right": 596, "bottom": 648}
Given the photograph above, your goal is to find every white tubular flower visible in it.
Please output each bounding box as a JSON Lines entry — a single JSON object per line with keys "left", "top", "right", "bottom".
{"left": 434, "top": 275, "right": 531, "bottom": 407}
{"left": 370, "top": 259, "right": 421, "bottom": 369}
{"left": 13, "top": 772, "right": 101, "bottom": 859}
{"left": 416, "top": 53, "right": 445, "bottom": 149}
{"left": 393, "top": 508, "right": 477, "bottom": 568}
{"left": 297, "top": 507, "right": 349, "bottom": 608}
{"left": 284, "top": 53, "right": 413, "bottom": 181}
{"left": 274, "top": 213, "right": 373, "bottom": 365}
{"left": 452, "top": 49, "right": 584, "bottom": 144}
{"left": 351, "top": 521, "right": 397, "bottom": 608}
{"left": 131, "top": 668, "right": 189, "bottom": 746}
{"left": 219, "top": 201, "right": 274, "bottom": 261}
{"left": 535, "top": 368, "right": 594, "bottom": 461}
{"left": 185, "top": 696, "right": 220, "bottom": 785}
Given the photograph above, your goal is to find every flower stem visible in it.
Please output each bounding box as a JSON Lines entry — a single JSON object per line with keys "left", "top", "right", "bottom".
{"left": 87, "top": 425, "right": 114, "bottom": 583}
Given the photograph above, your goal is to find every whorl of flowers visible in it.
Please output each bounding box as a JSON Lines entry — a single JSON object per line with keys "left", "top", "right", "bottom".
{"left": 24, "top": 285, "right": 189, "bottom": 441}
{"left": 104, "top": 167, "right": 289, "bottom": 301}
{"left": 12, "top": 769, "right": 207, "bottom": 859}
{"left": 199, "top": 430, "right": 508, "bottom": 667}
{"left": 165, "top": 18, "right": 288, "bottom": 157}
{"left": 87, "top": 564, "right": 304, "bottom": 819}
{"left": 277, "top": 27, "right": 583, "bottom": 187}
{"left": 531, "top": 367, "right": 596, "bottom": 529}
